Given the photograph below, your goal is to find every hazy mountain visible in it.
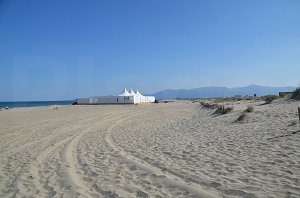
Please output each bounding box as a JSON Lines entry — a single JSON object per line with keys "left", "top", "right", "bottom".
{"left": 152, "top": 85, "right": 296, "bottom": 99}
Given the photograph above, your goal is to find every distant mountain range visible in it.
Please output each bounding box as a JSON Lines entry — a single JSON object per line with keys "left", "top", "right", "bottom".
{"left": 151, "top": 85, "right": 296, "bottom": 99}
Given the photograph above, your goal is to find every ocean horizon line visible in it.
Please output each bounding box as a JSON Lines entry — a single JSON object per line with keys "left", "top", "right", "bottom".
{"left": 0, "top": 100, "right": 75, "bottom": 108}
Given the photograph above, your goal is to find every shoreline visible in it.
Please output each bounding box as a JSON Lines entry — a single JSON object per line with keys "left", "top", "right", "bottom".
{"left": 0, "top": 100, "right": 75, "bottom": 109}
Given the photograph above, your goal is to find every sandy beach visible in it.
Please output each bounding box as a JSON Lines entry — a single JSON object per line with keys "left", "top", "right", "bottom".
{"left": 0, "top": 99, "right": 300, "bottom": 197}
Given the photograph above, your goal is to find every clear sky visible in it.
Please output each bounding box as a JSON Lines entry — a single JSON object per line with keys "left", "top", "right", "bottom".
{"left": 0, "top": 0, "right": 299, "bottom": 101}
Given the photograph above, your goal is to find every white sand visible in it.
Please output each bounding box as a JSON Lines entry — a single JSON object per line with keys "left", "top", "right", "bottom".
{"left": 0, "top": 99, "right": 299, "bottom": 197}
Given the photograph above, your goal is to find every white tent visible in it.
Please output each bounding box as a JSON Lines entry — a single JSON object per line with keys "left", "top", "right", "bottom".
{"left": 135, "top": 89, "right": 143, "bottom": 103}
{"left": 76, "top": 87, "right": 155, "bottom": 105}
{"left": 135, "top": 89, "right": 143, "bottom": 97}
{"left": 118, "top": 88, "right": 130, "bottom": 96}
{"left": 129, "top": 89, "right": 136, "bottom": 96}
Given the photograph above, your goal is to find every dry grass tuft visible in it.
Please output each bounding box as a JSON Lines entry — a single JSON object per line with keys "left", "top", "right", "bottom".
{"left": 214, "top": 106, "right": 233, "bottom": 115}
{"left": 262, "top": 95, "right": 279, "bottom": 104}
{"left": 224, "top": 106, "right": 234, "bottom": 114}
{"left": 245, "top": 106, "right": 254, "bottom": 113}
{"left": 291, "top": 88, "right": 300, "bottom": 100}
{"left": 236, "top": 112, "right": 247, "bottom": 122}
{"left": 201, "top": 102, "right": 234, "bottom": 115}
{"left": 200, "top": 102, "right": 220, "bottom": 109}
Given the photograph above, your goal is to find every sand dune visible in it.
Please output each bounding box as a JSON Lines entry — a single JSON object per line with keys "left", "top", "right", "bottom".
{"left": 0, "top": 100, "right": 299, "bottom": 197}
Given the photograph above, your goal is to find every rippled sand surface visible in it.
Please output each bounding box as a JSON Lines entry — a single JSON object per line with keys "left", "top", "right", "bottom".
{"left": 0, "top": 99, "right": 299, "bottom": 197}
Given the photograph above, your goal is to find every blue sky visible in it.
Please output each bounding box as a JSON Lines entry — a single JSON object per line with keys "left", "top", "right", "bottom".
{"left": 0, "top": 0, "right": 299, "bottom": 101}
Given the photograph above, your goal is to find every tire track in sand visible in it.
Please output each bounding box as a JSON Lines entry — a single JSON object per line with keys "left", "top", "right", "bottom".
{"left": 17, "top": 117, "right": 100, "bottom": 197}
{"left": 64, "top": 133, "right": 91, "bottom": 197}
{"left": 105, "top": 111, "right": 220, "bottom": 198}
{"left": 23, "top": 136, "right": 75, "bottom": 197}
{"left": 63, "top": 111, "right": 141, "bottom": 197}
{"left": 17, "top": 111, "right": 119, "bottom": 197}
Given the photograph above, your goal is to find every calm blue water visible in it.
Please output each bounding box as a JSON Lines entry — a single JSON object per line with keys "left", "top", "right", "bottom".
{"left": 0, "top": 100, "right": 75, "bottom": 108}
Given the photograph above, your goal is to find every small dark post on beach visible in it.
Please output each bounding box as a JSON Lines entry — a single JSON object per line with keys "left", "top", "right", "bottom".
{"left": 298, "top": 107, "right": 300, "bottom": 124}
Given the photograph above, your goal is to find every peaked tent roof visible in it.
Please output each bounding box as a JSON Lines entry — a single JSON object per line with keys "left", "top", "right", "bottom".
{"left": 119, "top": 88, "right": 130, "bottom": 96}
{"left": 135, "top": 89, "right": 144, "bottom": 97}
{"left": 129, "top": 89, "right": 136, "bottom": 96}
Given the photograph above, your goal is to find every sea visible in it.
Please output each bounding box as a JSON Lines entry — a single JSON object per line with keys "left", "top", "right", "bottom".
{"left": 0, "top": 100, "right": 75, "bottom": 108}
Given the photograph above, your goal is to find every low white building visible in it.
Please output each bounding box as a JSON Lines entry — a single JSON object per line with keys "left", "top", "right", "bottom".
{"left": 76, "top": 88, "right": 155, "bottom": 105}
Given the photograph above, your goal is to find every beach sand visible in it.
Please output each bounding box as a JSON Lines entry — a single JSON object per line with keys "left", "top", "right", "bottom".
{"left": 0, "top": 99, "right": 299, "bottom": 197}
